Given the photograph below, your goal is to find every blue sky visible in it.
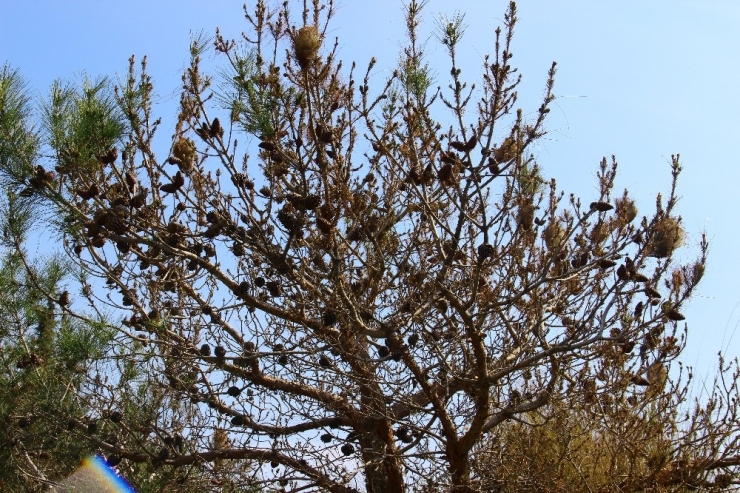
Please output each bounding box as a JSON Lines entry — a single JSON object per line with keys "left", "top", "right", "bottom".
{"left": 2, "top": 1, "right": 739, "bottom": 384}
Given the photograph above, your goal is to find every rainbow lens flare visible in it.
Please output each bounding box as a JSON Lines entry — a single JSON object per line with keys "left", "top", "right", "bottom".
{"left": 57, "top": 455, "right": 135, "bottom": 492}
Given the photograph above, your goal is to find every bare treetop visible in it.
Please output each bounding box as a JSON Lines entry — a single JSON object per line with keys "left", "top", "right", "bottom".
{"left": 1, "top": 1, "right": 737, "bottom": 492}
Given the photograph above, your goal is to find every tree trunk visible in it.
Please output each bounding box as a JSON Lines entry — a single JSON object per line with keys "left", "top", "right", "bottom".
{"left": 349, "top": 331, "right": 406, "bottom": 492}
{"left": 360, "top": 425, "right": 405, "bottom": 493}
{"left": 448, "top": 445, "right": 472, "bottom": 492}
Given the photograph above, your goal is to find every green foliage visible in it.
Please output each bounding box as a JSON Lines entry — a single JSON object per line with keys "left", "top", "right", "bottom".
{"left": 0, "top": 65, "right": 40, "bottom": 189}
{"left": 0, "top": 245, "right": 114, "bottom": 491}
{"left": 437, "top": 11, "right": 467, "bottom": 48}
{"left": 56, "top": 320, "right": 112, "bottom": 371}
{"left": 516, "top": 160, "right": 544, "bottom": 197}
{"left": 0, "top": 68, "right": 122, "bottom": 491}
{"left": 0, "top": 192, "right": 38, "bottom": 246}
{"left": 398, "top": 56, "right": 433, "bottom": 103}
{"left": 397, "top": 0, "right": 434, "bottom": 102}
{"left": 40, "top": 75, "right": 125, "bottom": 175}
{"left": 219, "top": 46, "right": 284, "bottom": 138}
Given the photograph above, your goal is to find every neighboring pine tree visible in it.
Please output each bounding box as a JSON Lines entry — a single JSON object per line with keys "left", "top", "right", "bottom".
{"left": 0, "top": 64, "right": 260, "bottom": 493}
{"left": 0, "top": 66, "right": 111, "bottom": 491}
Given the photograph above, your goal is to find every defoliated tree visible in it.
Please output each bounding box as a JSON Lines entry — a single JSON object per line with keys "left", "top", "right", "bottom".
{"left": 1, "top": 2, "right": 738, "bottom": 492}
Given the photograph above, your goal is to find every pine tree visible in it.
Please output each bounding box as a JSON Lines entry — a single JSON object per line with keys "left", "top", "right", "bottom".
{"left": 0, "top": 156, "right": 114, "bottom": 491}
{"left": 1, "top": 2, "right": 739, "bottom": 492}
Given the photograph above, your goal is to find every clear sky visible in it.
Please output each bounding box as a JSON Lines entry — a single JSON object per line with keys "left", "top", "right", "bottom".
{"left": 1, "top": 1, "right": 739, "bottom": 386}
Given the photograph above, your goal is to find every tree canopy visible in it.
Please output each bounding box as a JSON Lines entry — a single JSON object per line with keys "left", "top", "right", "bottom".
{"left": 1, "top": 1, "right": 739, "bottom": 492}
